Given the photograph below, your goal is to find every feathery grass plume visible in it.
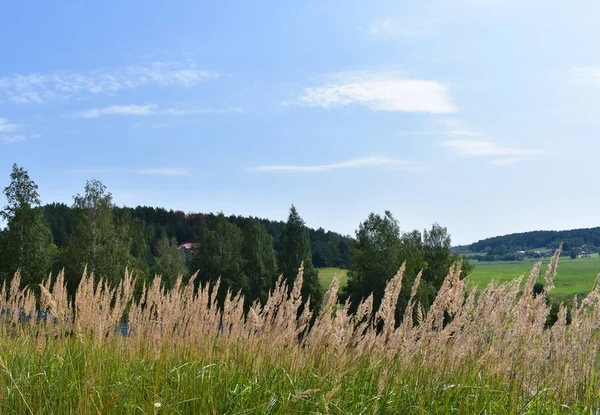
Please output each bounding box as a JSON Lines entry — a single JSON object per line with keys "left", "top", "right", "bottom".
{"left": 295, "top": 297, "right": 312, "bottom": 340}
{"left": 7, "top": 270, "right": 21, "bottom": 325}
{"left": 0, "top": 279, "right": 6, "bottom": 332}
{"left": 3, "top": 257, "right": 600, "bottom": 409}
{"left": 269, "top": 264, "right": 305, "bottom": 346}
{"left": 388, "top": 271, "right": 423, "bottom": 353}
{"left": 350, "top": 293, "right": 373, "bottom": 347}
{"left": 375, "top": 263, "right": 405, "bottom": 346}
{"left": 331, "top": 299, "right": 353, "bottom": 353}
{"left": 222, "top": 290, "right": 245, "bottom": 340}
{"left": 401, "top": 270, "right": 422, "bottom": 330}
{"left": 519, "top": 261, "right": 542, "bottom": 324}
{"left": 544, "top": 244, "right": 562, "bottom": 293}
{"left": 324, "top": 386, "right": 340, "bottom": 406}
{"left": 39, "top": 284, "right": 58, "bottom": 319}
{"left": 302, "top": 273, "right": 340, "bottom": 349}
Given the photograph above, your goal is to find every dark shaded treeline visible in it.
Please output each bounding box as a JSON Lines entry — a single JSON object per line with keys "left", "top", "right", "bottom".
{"left": 43, "top": 203, "right": 353, "bottom": 269}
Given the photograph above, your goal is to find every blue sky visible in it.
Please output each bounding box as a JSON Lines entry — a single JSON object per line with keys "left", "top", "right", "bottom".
{"left": 1, "top": 0, "right": 600, "bottom": 245}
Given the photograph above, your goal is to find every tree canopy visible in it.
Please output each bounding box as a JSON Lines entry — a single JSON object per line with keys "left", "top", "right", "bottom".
{"left": 0, "top": 164, "right": 54, "bottom": 288}
{"left": 343, "top": 211, "right": 471, "bottom": 324}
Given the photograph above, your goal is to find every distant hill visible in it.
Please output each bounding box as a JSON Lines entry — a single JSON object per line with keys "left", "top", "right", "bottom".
{"left": 455, "top": 226, "right": 600, "bottom": 261}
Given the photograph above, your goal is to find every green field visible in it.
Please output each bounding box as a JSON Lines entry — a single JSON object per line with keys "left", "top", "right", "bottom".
{"left": 318, "top": 267, "right": 348, "bottom": 290}
{"left": 467, "top": 254, "right": 600, "bottom": 301}
{"left": 321, "top": 255, "right": 600, "bottom": 302}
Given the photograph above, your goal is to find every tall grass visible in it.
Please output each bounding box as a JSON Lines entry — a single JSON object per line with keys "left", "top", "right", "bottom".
{"left": 0, "top": 249, "right": 599, "bottom": 413}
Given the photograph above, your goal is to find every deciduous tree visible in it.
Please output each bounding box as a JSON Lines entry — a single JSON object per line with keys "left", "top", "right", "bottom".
{"left": 64, "top": 179, "right": 133, "bottom": 295}
{"left": 0, "top": 164, "right": 54, "bottom": 288}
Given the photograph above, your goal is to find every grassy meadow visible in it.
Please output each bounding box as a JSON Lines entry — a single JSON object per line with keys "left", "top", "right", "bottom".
{"left": 321, "top": 255, "right": 600, "bottom": 301}
{"left": 318, "top": 267, "right": 348, "bottom": 290}
{"left": 467, "top": 254, "right": 600, "bottom": 301}
{"left": 1, "top": 251, "right": 600, "bottom": 413}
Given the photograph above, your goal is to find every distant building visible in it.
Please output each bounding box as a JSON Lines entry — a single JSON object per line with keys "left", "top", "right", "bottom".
{"left": 179, "top": 242, "right": 200, "bottom": 263}
{"left": 180, "top": 242, "right": 200, "bottom": 250}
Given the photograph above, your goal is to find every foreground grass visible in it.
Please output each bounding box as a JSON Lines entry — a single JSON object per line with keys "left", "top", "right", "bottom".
{"left": 0, "top": 337, "right": 594, "bottom": 414}
{"left": 468, "top": 254, "right": 600, "bottom": 301}
{"left": 1, "top": 252, "right": 600, "bottom": 413}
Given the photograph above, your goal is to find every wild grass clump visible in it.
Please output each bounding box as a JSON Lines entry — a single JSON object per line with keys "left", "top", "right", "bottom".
{"left": 0, "top": 249, "right": 599, "bottom": 413}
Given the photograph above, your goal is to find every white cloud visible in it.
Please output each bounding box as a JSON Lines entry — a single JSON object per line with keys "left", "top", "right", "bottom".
{"left": 0, "top": 60, "right": 218, "bottom": 104}
{"left": 490, "top": 157, "right": 522, "bottom": 166}
{"left": 78, "top": 105, "right": 242, "bottom": 119}
{"left": 571, "top": 67, "right": 600, "bottom": 86}
{"left": 135, "top": 168, "right": 192, "bottom": 177}
{"left": 441, "top": 139, "right": 542, "bottom": 160}
{"left": 366, "top": 18, "right": 437, "bottom": 38}
{"left": 0, "top": 117, "right": 17, "bottom": 132}
{"left": 77, "top": 104, "right": 157, "bottom": 119}
{"left": 249, "top": 156, "right": 419, "bottom": 173}
{"left": 162, "top": 106, "right": 243, "bottom": 116}
{"left": 297, "top": 71, "right": 456, "bottom": 113}
{"left": 446, "top": 129, "right": 480, "bottom": 137}
{"left": 1, "top": 134, "right": 41, "bottom": 144}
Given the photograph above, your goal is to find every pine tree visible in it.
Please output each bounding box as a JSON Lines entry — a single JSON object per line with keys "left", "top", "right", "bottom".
{"left": 191, "top": 214, "right": 248, "bottom": 302}
{"left": 279, "top": 205, "right": 323, "bottom": 308}
{"left": 241, "top": 218, "right": 278, "bottom": 304}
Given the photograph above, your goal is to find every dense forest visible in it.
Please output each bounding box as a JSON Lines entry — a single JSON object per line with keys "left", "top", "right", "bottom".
{"left": 0, "top": 163, "right": 468, "bottom": 320}
{"left": 43, "top": 203, "right": 354, "bottom": 270}
{"left": 456, "top": 227, "right": 600, "bottom": 261}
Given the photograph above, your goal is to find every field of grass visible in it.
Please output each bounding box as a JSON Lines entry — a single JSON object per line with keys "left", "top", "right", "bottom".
{"left": 318, "top": 267, "right": 347, "bottom": 290}
{"left": 320, "top": 255, "right": 600, "bottom": 302}
{"left": 467, "top": 254, "right": 600, "bottom": 301}
{"left": 2, "top": 257, "right": 600, "bottom": 413}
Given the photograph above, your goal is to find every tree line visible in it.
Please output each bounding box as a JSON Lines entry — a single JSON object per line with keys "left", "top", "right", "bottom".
{"left": 44, "top": 204, "right": 354, "bottom": 270}
{"left": 0, "top": 164, "right": 470, "bottom": 322}
{"left": 456, "top": 227, "right": 600, "bottom": 261}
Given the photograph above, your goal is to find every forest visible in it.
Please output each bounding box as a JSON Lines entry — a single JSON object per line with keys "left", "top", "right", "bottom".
{"left": 0, "top": 163, "right": 467, "bottom": 317}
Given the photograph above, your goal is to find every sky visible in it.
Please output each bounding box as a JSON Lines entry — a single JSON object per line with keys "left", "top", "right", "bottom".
{"left": 1, "top": 0, "right": 600, "bottom": 245}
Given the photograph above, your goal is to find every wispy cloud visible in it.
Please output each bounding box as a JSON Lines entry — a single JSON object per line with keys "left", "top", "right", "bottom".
{"left": 0, "top": 117, "right": 40, "bottom": 143}
{"left": 1, "top": 134, "right": 41, "bottom": 144}
{"left": 297, "top": 71, "right": 456, "bottom": 113}
{"left": 77, "top": 104, "right": 157, "bottom": 119}
{"left": 441, "top": 139, "right": 542, "bottom": 164}
{"left": 366, "top": 18, "right": 438, "bottom": 38}
{"left": 77, "top": 104, "right": 242, "bottom": 119}
{"left": 0, "top": 60, "right": 218, "bottom": 104}
{"left": 249, "top": 156, "right": 423, "bottom": 173}
{"left": 446, "top": 129, "right": 480, "bottom": 137}
{"left": 0, "top": 117, "right": 17, "bottom": 132}
{"left": 163, "top": 107, "right": 243, "bottom": 116}
{"left": 135, "top": 168, "right": 192, "bottom": 177}
{"left": 490, "top": 157, "right": 522, "bottom": 166}
{"left": 398, "top": 119, "right": 480, "bottom": 138}
{"left": 571, "top": 67, "right": 600, "bottom": 86}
